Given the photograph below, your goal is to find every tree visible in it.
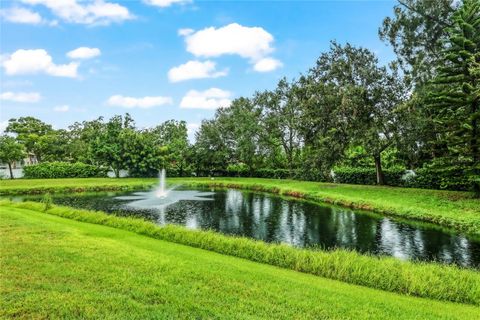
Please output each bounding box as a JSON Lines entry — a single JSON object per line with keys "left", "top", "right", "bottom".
{"left": 310, "top": 42, "right": 407, "bottom": 184}
{"left": 379, "top": 0, "right": 457, "bottom": 86}
{"left": 91, "top": 114, "right": 135, "bottom": 177}
{"left": 255, "top": 78, "right": 302, "bottom": 172}
{"left": 428, "top": 0, "right": 480, "bottom": 196}
{"left": 149, "top": 120, "right": 190, "bottom": 176}
{"left": 0, "top": 135, "right": 26, "bottom": 179}
{"left": 6, "top": 117, "right": 53, "bottom": 162}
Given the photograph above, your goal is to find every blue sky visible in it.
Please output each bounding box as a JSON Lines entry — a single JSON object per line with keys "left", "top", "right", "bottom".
{"left": 1, "top": 0, "right": 396, "bottom": 140}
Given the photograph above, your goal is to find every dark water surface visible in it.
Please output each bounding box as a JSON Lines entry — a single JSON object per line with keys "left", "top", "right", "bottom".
{"left": 10, "top": 187, "right": 480, "bottom": 268}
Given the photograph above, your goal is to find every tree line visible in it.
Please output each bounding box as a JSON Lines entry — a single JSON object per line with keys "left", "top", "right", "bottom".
{"left": 0, "top": 0, "right": 478, "bottom": 195}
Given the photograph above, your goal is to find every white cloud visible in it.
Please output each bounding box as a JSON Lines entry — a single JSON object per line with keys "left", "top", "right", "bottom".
{"left": 180, "top": 23, "right": 282, "bottom": 72}
{"left": 0, "top": 91, "right": 41, "bottom": 103}
{"left": 253, "top": 57, "right": 283, "bottom": 72}
{"left": 0, "top": 7, "right": 43, "bottom": 24}
{"left": 178, "top": 28, "right": 194, "bottom": 36}
{"left": 2, "top": 49, "right": 79, "bottom": 78}
{"left": 183, "top": 23, "right": 274, "bottom": 61}
{"left": 53, "top": 105, "right": 70, "bottom": 112}
{"left": 107, "top": 95, "right": 173, "bottom": 109}
{"left": 21, "top": 0, "right": 134, "bottom": 25}
{"left": 168, "top": 60, "right": 228, "bottom": 82}
{"left": 180, "top": 88, "right": 231, "bottom": 110}
{"left": 144, "top": 0, "right": 192, "bottom": 7}
{"left": 67, "top": 47, "right": 101, "bottom": 59}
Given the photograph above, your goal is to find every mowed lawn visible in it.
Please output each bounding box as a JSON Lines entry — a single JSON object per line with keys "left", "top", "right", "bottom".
{"left": 1, "top": 207, "right": 479, "bottom": 319}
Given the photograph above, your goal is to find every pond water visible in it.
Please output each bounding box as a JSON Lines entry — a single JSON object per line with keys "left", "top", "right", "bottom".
{"left": 10, "top": 187, "right": 480, "bottom": 268}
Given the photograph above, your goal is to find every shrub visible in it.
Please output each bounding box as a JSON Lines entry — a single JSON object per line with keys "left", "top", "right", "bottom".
{"left": 226, "top": 163, "right": 249, "bottom": 177}
{"left": 333, "top": 167, "right": 405, "bottom": 186}
{"left": 255, "top": 168, "right": 291, "bottom": 179}
{"left": 23, "top": 162, "right": 108, "bottom": 179}
{"left": 406, "top": 167, "right": 471, "bottom": 191}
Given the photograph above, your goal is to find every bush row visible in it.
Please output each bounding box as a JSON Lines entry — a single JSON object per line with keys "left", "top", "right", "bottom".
{"left": 4, "top": 200, "right": 479, "bottom": 305}
{"left": 23, "top": 162, "right": 108, "bottom": 179}
{"left": 333, "top": 167, "right": 471, "bottom": 191}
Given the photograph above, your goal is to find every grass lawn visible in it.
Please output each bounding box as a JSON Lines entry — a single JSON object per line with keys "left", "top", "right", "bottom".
{"left": 1, "top": 206, "right": 479, "bottom": 319}
{"left": 2, "top": 177, "right": 477, "bottom": 235}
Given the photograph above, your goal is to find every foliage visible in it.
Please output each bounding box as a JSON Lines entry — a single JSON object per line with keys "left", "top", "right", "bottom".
{"left": 334, "top": 167, "right": 406, "bottom": 186}
{"left": 23, "top": 162, "right": 108, "bottom": 179}
{"left": 427, "top": 0, "right": 480, "bottom": 196}
{"left": 3, "top": 201, "right": 480, "bottom": 306}
{"left": 0, "top": 135, "right": 26, "bottom": 179}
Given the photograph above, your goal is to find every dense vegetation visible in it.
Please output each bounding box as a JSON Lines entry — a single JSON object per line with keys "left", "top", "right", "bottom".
{"left": 23, "top": 162, "right": 108, "bottom": 179}
{"left": 1, "top": 0, "right": 478, "bottom": 195}
{"left": 2, "top": 200, "right": 479, "bottom": 305}
{"left": 3, "top": 207, "right": 479, "bottom": 319}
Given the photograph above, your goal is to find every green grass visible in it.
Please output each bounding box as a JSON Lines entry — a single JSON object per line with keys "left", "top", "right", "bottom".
{"left": 1, "top": 177, "right": 478, "bottom": 235}
{"left": 2, "top": 200, "right": 479, "bottom": 306}
{"left": 1, "top": 206, "right": 479, "bottom": 319}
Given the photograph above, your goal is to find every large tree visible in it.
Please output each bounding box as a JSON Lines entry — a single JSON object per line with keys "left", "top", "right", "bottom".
{"left": 0, "top": 135, "right": 26, "bottom": 179}
{"left": 379, "top": 0, "right": 457, "bottom": 86}
{"left": 310, "top": 42, "right": 407, "bottom": 184}
{"left": 6, "top": 117, "right": 53, "bottom": 162}
{"left": 428, "top": 0, "right": 480, "bottom": 195}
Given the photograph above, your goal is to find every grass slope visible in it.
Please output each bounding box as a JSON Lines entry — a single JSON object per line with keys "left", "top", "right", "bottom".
{"left": 1, "top": 207, "right": 479, "bottom": 319}
{"left": 2, "top": 200, "right": 479, "bottom": 305}
{"left": 1, "top": 177, "right": 478, "bottom": 235}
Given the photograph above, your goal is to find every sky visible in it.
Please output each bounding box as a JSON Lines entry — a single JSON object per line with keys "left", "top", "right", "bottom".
{"left": 0, "top": 0, "right": 397, "bottom": 141}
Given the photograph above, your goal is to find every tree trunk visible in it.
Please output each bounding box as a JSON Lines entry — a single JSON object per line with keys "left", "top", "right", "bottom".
{"left": 113, "top": 167, "right": 120, "bottom": 178}
{"left": 374, "top": 155, "right": 385, "bottom": 185}
{"left": 8, "top": 162, "right": 14, "bottom": 179}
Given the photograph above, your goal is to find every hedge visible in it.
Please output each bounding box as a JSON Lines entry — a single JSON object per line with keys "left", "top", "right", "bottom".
{"left": 333, "top": 166, "right": 471, "bottom": 191}
{"left": 23, "top": 162, "right": 108, "bottom": 179}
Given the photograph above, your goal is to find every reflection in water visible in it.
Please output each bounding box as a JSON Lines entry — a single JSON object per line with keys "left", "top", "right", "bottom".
{"left": 13, "top": 188, "right": 480, "bottom": 268}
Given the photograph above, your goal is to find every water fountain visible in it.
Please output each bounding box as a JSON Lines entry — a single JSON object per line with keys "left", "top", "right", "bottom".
{"left": 156, "top": 168, "right": 168, "bottom": 198}
{"left": 115, "top": 169, "right": 214, "bottom": 210}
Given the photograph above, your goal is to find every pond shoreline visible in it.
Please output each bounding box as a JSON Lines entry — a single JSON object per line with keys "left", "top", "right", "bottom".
{"left": 1, "top": 177, "right": 479, "bottom": 236}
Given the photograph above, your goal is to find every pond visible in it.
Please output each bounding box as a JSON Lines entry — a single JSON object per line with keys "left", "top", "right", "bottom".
{"left": 9, "top": 186, "right": 480, "bottom": 268}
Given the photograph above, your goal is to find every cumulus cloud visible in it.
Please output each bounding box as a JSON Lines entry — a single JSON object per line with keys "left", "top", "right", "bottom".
{"left": 143, "top": 0, "right": 192, "bottom": 7}
{"left": 107, "top": 95, "right": 173, "bottom": 108}
{"left": 21, "top": 0, "right": 134, "bottom": 25}
{"left": 0, "top": 91, "right": 41, "bottom": 103}
{"left": 168, "top": 60, "right": 228, "bottom": 82}
{"left": 2, "top": 49, "right": 79, "bottom": 78}
{"left": 180, "top": 88, "right": 231, "bottom": 110}
{"left": 253, "top": 57, "right": 283, "bottom": 72}
{"left": 183, "top": 23, "right": 273, "bottom": 60}
{"left": 53, "top": 105, "right": 70, "bottom": 112}
{"left": 0, "top": 7, "right": 43, "bottom": 24}
{"left": 67, "top": 47, "right": 101, "bottom": 59}
{"left": 180, "top": 23, "right": 282, "bottom": 72}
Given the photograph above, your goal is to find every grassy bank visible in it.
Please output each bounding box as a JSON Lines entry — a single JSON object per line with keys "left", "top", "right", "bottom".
{"left": 1, "top": 177, "right": 479, "bottom": 235}
{"left": 2, "top": 206, "right": 479, "bottom": 319}
{"left": 0, "top": 177, "right": 157, "bottom": 194}
{"left": 2, "top": 200, "right": 479, "bottom": 305}
{"left": 174, "top": 177, "right": 480, "bottom": 236}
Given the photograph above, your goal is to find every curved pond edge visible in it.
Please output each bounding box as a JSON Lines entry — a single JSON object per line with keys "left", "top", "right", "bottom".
{"left": 1, "top": 177, "right": 478, "bottom": 237}
{"left": 177, "top": 180, "right": 480, "bottom": 238}
{"left": 1, "top": 199, "right": 479, "bottom": 306}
